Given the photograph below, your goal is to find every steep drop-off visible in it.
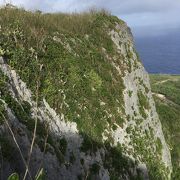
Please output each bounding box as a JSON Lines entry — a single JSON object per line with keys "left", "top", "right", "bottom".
{"left": 0, "top": 8, "right": 172, "bottom": 179}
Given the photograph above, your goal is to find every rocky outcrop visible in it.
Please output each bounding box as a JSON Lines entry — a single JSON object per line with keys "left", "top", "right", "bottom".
{"left": 0, "top": 57, "right": 109, "bottom": 179}
{"left": 0, "top": 11, "right": 172, "bottom": 180}
{"left": 109, "top": 23, "right": 172, "bottom": 169}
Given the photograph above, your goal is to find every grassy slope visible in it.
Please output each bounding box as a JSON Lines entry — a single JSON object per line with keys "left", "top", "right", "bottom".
{"left": 0, "top": 7, "right": 172, "bottom": 179}
{"left": 0, "top": 7, "right": 139, "bottom": 179}
{"left": 150, "top": 74, "right": 180, "bottom": 179}
{"left": 0, "top": 7, "right": 125, "bottom": 144}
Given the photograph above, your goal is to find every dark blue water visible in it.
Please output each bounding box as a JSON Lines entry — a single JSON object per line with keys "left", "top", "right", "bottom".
{"left": 135, "top": 33, "right": 180, "bottom": 74}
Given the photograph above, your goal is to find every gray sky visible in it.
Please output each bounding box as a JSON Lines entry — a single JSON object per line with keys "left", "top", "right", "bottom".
{"left": 1, "top": 0, "right": 180, "bottom": 37}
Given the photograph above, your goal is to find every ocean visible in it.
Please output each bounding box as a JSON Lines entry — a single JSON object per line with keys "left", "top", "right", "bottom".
{"left": 135, "top": 33, "right": 180, "bottom": 74}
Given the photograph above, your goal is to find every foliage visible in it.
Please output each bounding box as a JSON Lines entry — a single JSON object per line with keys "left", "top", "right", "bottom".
{"left": 58, "top": 138, "right": 67, "bottom": 155}
{"left": 0, "top": 136, "right": 14, "bottom": 160}
{"left": 0, "top": 7, "right": 172, "bottom": 179}
{"left": 137, "top": 91, "right": 150, "bottom": 110}
{"left": 7, "top": 168, "right": 45, "bottom": 180}
{"left": 151, "top": 74, "right": 180, "bottom": 105}
{"left": 137, "top": 90, "right": 149, "bottom": 118}
{"left": 150, "top": 74, "right": 180, "bottom": 179}
{"left": 88, "top": 70, "right": 102, "bottom": 90}
{"left": 7, "top": 173, "right": 19, "bottom": 180}
{"left": 0, "top": 7, "right": 126, "bottom": 147}
{"left": 90, "top": 163, "right": 101, "bottom": 174}
{"left": 35, "top": 168, "right": 45, "bottom": 180}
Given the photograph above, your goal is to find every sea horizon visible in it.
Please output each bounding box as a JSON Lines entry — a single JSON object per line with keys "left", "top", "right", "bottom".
{"left": 135, "top": 31, "right": 180, "bottom": 75}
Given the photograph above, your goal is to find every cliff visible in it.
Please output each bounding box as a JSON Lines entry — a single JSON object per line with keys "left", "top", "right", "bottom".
{"left": 0, "top": 8, "right": 172, "bottom": 179}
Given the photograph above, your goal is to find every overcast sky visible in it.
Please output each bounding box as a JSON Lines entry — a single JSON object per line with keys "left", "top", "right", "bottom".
{"left": 1, "top": 0, "right": 180, "bottom": 37}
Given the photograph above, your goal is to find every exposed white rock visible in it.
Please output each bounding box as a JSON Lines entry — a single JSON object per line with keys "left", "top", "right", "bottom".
{"left": 108, "top": 22, "right": 172, "bottom": 179}
{"left": 152, "top": 92, "right": 166, "bottom": 100}
{"left": 0, "top": 56, "right": 110, "bottom": 179}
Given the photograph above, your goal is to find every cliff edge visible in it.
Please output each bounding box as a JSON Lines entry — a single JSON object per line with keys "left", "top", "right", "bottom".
{"left": 0, "top": 8, "right": 172, "bottom": 179}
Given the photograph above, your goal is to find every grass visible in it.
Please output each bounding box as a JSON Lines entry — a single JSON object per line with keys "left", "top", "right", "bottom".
{"left": 151, "top": 74, "right": 180, "bottom": 105}
{"left": 150, "top": 74, "right": 180, "bottom": 179}
{"left": 0, "top": 6, "right": 126, "bottom": 146}
{"left": 0, "top": 6, "right": 171, "bottom": 179}
{"left": 0, "top": 7, "right": 130, "bottom": 177}
{"left": 137, "top": 90, "right": 149, "bottom": 118}
{"left": 0, "top": 7, "right": 124, "bottom": 50}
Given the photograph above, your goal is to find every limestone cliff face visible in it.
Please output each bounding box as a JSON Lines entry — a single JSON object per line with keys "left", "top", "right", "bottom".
{"left": 0, "top": 10, "right": 172, "bottom": 180}
{"left": 108, "top": 23, "right": 172, "bottom": 175}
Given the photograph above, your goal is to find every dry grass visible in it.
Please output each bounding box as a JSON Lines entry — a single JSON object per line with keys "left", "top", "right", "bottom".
{"left": 0, "top": 6, "right": 112, "bottom": 53}
{"left": 0, "top": 6, "right": 110, "bottom": 36}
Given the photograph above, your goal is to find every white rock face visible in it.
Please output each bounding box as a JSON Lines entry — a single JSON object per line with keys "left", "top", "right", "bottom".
{"left": 108, "top": 23, "right": 172, "bottom": 178}
{"left": 0, "top": 57, "right": 109, "bottom": 179}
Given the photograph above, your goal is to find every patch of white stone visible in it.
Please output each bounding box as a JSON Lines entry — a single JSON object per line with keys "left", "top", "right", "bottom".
{"left": 0, "top": 56, "right": 110, "bottom": 179}
{"left": 108, "top": 23, "right": 172, "bottom": 178}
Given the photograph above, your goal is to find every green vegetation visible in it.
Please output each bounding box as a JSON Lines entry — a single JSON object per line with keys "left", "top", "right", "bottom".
{"left": 137, "top": 90, "right": 149, "bottom": 118}
{"left": 88, "top": 70, "right": 102, "bottom": 90}
{"left": 8, "top": 173, "right": 19, "bottom": 180}
{"left": 137, "top": 91, "right": 150, "bottom": 110}
{"left": 80, "top": 133, "right": 101, "bottom": 153}
{"left": 0, "top": 70, "right": 65, "bottom": 166}
{"left": 0, "top": 7, "right": 126, "bottom": 147}
{"left": 58, "top": 138, "right": 67, "bottom": 155}
{"left": 0, "top": 6, "right": 172, "bottom": 179}
{"left": 0, "top": 136, "right": 14, "bottom": 160}
{"left": 150, "top": 74, "right": 180, "bottom": 179}
{"left": 90, "top": 163, "right": 101, "bottom": 174}
{"left": 0, "top": 7, "right": 131, "bottom": 178}
{"left": 128, "top": 90, "right": 133, "bottom": 97}
{"left": 0, "top": 101, "right": 5, "bottom": 124}
{"left": 151, "top": 74, "right": 180, "bottom": 105}
{"left": 129, "top": 125, "right": 169, "bottom": 179}
{"left": 104, "top": 143, "right": 145, "bottom": 179}
{"left": 7, "top": 168, "right": 45, "bottom": 180}
{"left": 156, "top": 137, "right": 163, "bottom": 155}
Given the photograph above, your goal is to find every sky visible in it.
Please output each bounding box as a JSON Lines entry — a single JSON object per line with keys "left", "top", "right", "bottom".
{"left": 1, "top": 0, "right": 180, "bottom": 37}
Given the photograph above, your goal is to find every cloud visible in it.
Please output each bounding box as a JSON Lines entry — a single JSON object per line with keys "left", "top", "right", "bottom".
{"left": 102, "top": 0, "right": 179, "bottom": 15}
{"left": 1, "top": 0, "right": 179, "bottom": 14}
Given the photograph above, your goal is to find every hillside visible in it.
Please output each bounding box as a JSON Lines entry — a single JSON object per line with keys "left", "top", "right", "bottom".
{"left": 150, "top": 75, "right": 180, "bottom": 179}
{"left": 0, "top": 7, "right": 172, "bottom": 179}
